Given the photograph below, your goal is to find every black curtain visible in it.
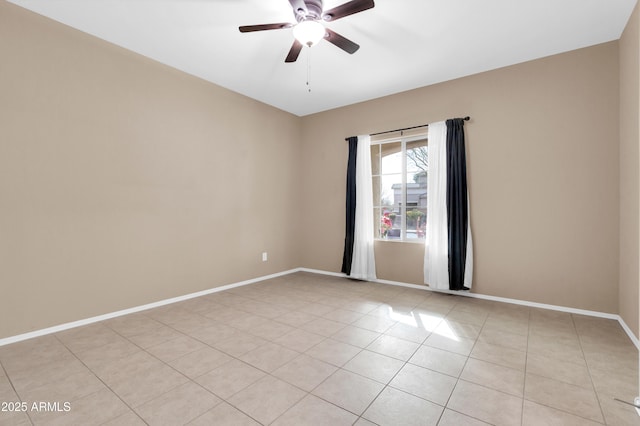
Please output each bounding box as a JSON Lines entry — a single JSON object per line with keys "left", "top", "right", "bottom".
{"left": 341, "top": 137, "right": 358, "bottom": 275}
{"left": 446, "top": 119, "right": 469, "bottom": 290}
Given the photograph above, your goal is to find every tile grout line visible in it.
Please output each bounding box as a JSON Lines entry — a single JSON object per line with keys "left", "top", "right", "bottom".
{"left": 572, "top": 313, "right": 609, "bottom": 425}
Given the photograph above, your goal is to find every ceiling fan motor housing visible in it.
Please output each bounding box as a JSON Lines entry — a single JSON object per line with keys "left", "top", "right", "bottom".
{"left": 296, "top": 0, "right": 323, "bottom": 21}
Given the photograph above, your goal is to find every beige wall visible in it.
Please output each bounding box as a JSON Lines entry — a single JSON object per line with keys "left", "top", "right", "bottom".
{"left": 300, "top": 42, "right": 620, "bottom": 314}
{"left": 0, "top": 0, "right": 634, "bottom": 340}
{"left": 620, "top": 3, "right": 640, "bottom": 338}
{"left": 0, "top": 2, "right": 302, "bottom": 339}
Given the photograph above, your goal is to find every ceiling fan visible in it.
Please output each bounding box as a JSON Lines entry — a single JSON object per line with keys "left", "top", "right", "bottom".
{"left": 239, "top": 0, "right": 375, "bottom": 63}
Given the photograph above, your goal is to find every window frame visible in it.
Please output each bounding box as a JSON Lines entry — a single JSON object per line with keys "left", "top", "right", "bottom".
{"left": 371, "top": 132, "right": 428, "bottom": 243}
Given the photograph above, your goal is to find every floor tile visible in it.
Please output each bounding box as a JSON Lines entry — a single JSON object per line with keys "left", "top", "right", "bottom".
{"left": 239, "top": 342, "right": 300, "bottom": 372}
{"left": 75, "top": 338, "right": 141, "bottom": 370}
{"left": 8, "top": 357, "right": 88, "bottom": 394}
{"left": 0, "top": 377, "right": 16, "bottom": 401}
{"left": 169, "top": 347, "right": 233, "bottom": 378}
{"left": 343, "top": 350, "right": 404, "bottom": 384}
{"left": 302, "top": 303, "right": 337, "bottom": 317}
{"left": 323, "top": 308, "right": 365, "bottom": 324}
{"left": 90, "top": 351, "right": 162, "bottom": 384}
{"left": 274, "top": 328, "right": 326, "bottom": 352}
{"left": 448, "top": 380, "right": 523, "bottom": 426}
{"left": 482, "top": 316, "right": 530, "bottom": 336}
{"left": 353, "top": 417, "right": 378, "bottom": 426}
{"left": 247, "top": 319, "right": 294, "bottom": 341}
{"left": 17, "top": 369, "right": 105, "bottom": 405}
{"left": 383, "top": 322, "right": 431, "bottom": 344}
{"left": 109, "top": 363, "right": 189, "bottom": 407}
{"left": 470, "top": 341, "right": 526, "bottom": 371}
{"left": 445, "top": 308, "right": 488, "bottom": 325}
{"left": 135, "top": 382, "right": 221, "bottom": 426}
{"left": 389, "top": 363, "right": 457, "bottom": 406}
{"left": 301, "top": 318, "right": 347, "bottom": 337}
{"left": 435, "top": 319, "right": 482, "bottom": 340}
{"left": 598, "top": 394, "right": 640, "bottom": 426}
{"left": 524, "top": 373, "right": 604, "bottom": 423}
{"left": 165, "top": 314, "right": 217, "bottom": 335}
{"left": 211, "top": 331, "right": 268, "bottom": 357}
{"left": 362, "top": 387, "right": 443, "bottom": 426}
{"left": 0, "top": 409, "right": 31, "bottom": 426}
{"left": 56, "top": 324, "right": 123, "bottom": 354}
{"left": 477, "top": 328, "right": 528, "bottom": 352}
{"left": 273, "top": 310, "right": 319, "bottom": 327}
{"left": 29, "top": 387, "right": 129, "bottom": 426}
{"left": 145, "top": 335, "right": 206, "bottom": 363}
{"left": 331, "top": 326, "right": 381, "bottom": 348}
{"left": 272, "top": 394, "right": 357, "bottom": 426}
{"left": 526, "top": 352, "right": 592, "bottom": 389}
{"left": 312, "top": 369, "right": 384, "bottom": 415}
{"left": 228, "top": 375, "right": 306, "bottom": 425}
{"left": 187, "top": 322, "right": 239, "bottom": 345}
{"left": 527, "top": 335, "right": 586, "bottom": 366}
{"left": 101, "top": 410, "right": 148, "bottom": 426}
{"left": 366, "top": 334, "right": 420, "bottom": 361}
{"left": 589, "top": 366, "right": 637, "bottom": 400}
{"left": 522, "top": 400, "right": 603, "bottom": 426}
{"left": 195, "top": 359, "right": 265, "bottom": 399}
{"left": 305, "top": 339, "right": 361, "bottom": 367}
{"left": 460, "top": 358, "right": 524, "bottom": 396}
{"left": 272, "top": 354, "right": 337, "bottom": 392}
{"left": 438, "top": 409, "right": 491, "bottom": 425}
{"left": 424, "top": 332, "right": 476, "bottom": 356}
{"left": 106, "top": 314, "right": 165, "bottom": 337}
{"left": 351, "top": 315, "right": 397, "bottom": 333}
{"left": 409, "top": 345, "right": 467, "bottom": 377}
{"left": 187, "top": 402, "right": 260, "bottom": 426}
{"left": 125, "top": 325, "right": 184, "bottom": 349}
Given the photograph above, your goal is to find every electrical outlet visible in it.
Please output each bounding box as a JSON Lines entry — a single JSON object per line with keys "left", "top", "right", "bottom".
{"left": 262, "top": 252, "right": 268, "bottom": 262}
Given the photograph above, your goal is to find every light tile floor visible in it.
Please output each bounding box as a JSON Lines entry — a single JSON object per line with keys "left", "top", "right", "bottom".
{"left": 0, "top": 272, "right": 638, "bottom": 425}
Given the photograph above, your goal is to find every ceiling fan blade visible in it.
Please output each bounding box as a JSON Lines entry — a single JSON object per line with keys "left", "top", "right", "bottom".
{"left": 322, "top": 0, "right": 374, "bottom": 21}
{"left": 285, "top": 40, "right": 304, "bottom": 63}
{"left": 325, "top": 28, "right": 360, "bottom": 54}
{"left": 239, "top": 23, "right": 291, "bottom": 33}
{"left": 288, "top": 0, "right": 308, "bottom": 17}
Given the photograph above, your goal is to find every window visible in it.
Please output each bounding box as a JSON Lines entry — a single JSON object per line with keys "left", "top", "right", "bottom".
{"left": 371, "top": 133, "right": 427, "bottom": 241}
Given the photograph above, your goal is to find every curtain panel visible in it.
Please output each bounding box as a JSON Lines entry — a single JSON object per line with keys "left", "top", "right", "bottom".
{"left": 341, "top": 135, "right": 377, "bottom": 281}
{"left": 341, "top": 137, "right": 358, "bottom": 275}
{"left": 424, "top": 119, "right": 473, "bottom": 290}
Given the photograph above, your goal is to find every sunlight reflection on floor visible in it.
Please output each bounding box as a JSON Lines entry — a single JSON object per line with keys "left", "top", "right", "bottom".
{"left": 387, "top": 307, "right": 459, "bottom": 341}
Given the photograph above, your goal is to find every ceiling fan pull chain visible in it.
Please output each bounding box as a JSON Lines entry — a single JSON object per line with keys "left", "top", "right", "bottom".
{"left": 306, "top": 47, "right": 312, "bottom": 92}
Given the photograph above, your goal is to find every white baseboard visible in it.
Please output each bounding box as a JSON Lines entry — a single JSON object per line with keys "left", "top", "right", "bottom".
{"left": 0, "top": 268, "right": 299, "bottom": 347}
{"left": 2, "top": 267, "right": 639, "bottom": 352}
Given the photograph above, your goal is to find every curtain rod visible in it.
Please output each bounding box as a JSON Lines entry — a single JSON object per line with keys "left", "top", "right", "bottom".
{"left": 345, "top": 116, "right": 470, "bottom": 141}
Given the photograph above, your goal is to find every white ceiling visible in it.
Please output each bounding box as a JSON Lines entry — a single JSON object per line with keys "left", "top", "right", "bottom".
{"left": 9, "top": 0, "right": 638, "bottom": 116}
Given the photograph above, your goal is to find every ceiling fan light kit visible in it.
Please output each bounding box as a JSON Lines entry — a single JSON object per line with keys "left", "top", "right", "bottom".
{"left": 239, "top": 0, "right": 375, "bottom": 63}
{"left": 293, "top": 20, "right": 326, "bottom": 47}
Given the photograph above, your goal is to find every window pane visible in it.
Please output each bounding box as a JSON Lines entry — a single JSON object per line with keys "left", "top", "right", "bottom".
{"left": 406, "top": 139, "right": 428, "bottom": 174}
{"left": 406, "top": 208, "right": 427, "bottom": 239}
{"left": 381, "top": 207, "right": 400, "bottom": 239}
{"left": 381, "top": 142, "right": 402, "bottom": 175}
{"left": 381, "top": 173, "right": 402, "bottom": 214}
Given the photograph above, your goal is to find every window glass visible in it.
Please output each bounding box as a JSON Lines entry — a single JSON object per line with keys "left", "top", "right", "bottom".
{"left": 371, "top": 135, "right": 427, "bottom": 241}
